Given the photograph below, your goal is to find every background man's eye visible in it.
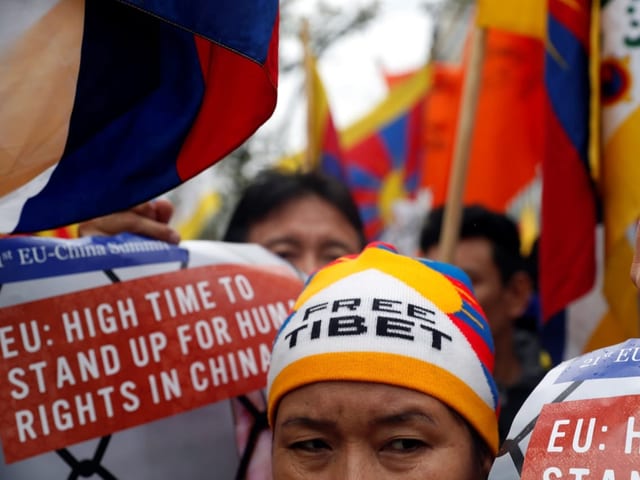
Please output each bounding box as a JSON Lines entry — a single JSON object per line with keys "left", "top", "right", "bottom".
{"left": 273, "top": 251, "right": 296, "bottom": 260}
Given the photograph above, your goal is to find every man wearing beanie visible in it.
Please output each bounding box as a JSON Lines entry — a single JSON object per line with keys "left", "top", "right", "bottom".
{"left": 267, "top": 243, "right": 500, "bottom": 479}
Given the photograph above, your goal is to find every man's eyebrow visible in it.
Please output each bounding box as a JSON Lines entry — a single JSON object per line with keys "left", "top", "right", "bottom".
{"left": 262, "top": 237, "right": 301, "bottom": 248}
{"left": 279, "top": 416, "right": 337, "bottom": 430}
{"left": 371, "top": 411, "right": 438, "bottom": 427}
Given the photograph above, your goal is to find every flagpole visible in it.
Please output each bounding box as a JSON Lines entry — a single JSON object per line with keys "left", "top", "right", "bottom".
{"left": 438, "top": 25, "right": 487, "bottom": 263}
{"left": 300, "top": 18, "right": 316, "bottom": 173}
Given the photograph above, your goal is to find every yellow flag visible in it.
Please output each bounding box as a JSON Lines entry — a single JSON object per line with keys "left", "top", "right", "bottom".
{"left": 307, "top": 53, "right": 332, "bottom": 169}
{"left": 596, "top": 0, "right": 640, "bottom": 348}
{"left": 476, "top": 0, "right": 546, "bottom": 39}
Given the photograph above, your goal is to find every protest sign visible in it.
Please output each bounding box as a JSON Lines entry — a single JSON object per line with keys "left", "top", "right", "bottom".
{"left": 490, "top": 339, "right": 640, "bottom": 480}
{"left": 0, "top": 234, "right": 303, "bottom": 478}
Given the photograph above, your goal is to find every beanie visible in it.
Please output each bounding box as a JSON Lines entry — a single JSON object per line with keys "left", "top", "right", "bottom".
{"left": 267, "top": 242, "right": 500, "bottom": 454}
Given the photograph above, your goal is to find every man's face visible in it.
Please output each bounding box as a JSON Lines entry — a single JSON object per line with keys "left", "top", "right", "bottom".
{"left": 247, "top": 195, "right": 363, "bottom": 275}
{"left": 424, "top": 237, "right": 513, "bottom": 339}
{"left": 272, "top": 381, "right": 489, "bottom": 480}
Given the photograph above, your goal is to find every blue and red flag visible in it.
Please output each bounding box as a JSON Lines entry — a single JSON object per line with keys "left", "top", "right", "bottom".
{"left": 317, "top": 112, "right": 347, "bottom": 182}
{"left": 0, "top": 0, "right": 278, "bottom": 234}
{"left": 539, "top": 0, "right": 598, "bottom": 355}
{"left": 341, "top": 68, "right": 430, "bottom": 240}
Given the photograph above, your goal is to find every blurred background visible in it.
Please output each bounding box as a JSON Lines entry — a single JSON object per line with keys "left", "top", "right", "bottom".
{"left": 168, "top": 0, "right": 476, "bottom": 242}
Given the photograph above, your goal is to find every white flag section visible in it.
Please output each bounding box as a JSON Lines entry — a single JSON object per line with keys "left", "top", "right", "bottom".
{"left": 489, "top": 338, "right": 640, "bottom": 479}
{"left": 0, "top": 234, "right": 303, "bottom": 479}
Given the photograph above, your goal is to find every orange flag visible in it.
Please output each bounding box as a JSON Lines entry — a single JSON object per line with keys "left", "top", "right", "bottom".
{"left": 418, "top": 63, "right": 464, "bottom": 208}
{"left": 419, "top": 29, "right": 544, "bottom": 214}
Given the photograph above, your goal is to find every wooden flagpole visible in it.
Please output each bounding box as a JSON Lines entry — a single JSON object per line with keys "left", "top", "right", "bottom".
{"left": 300, "top": 18, "right": 316, "bottom": 173}
{"left": 438, "top": 25, "right": 487, "bottom": 263}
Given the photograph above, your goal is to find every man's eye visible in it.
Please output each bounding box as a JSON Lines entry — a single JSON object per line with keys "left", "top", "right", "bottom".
{"left": 272, "top": 250, "right": 296, "bottom": 260}
{"left": 385, "top": 438, "right": 427, "bottom": 452}
{"left": 289, "top": 438, "right": 330, "bottom": 452}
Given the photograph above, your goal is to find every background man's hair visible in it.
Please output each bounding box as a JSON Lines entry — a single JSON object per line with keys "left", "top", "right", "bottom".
{"left": 223, "top": 169, "right": 366, "bottom": 247}
{"left": 419, "top": 204, "right": 525, "bottom": 284}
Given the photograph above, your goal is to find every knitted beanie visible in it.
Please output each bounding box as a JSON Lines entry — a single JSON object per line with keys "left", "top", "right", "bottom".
{"left": 267, "top": 243, "right": 500, "bottom": 454}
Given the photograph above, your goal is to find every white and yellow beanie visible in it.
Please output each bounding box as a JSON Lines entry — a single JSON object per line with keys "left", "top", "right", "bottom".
{"left": 267, "top": 242, "right": 500, "bottom": 454}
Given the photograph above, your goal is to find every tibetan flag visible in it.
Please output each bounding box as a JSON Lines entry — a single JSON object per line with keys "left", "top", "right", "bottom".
{"left": 419, "top": 30, "right": 544, "bottom": 216}
{"left": 476, "top": 0, "right": 546, "bottom": 39}
{"left": 381, "top": 67, "right": 422, "bottom": 89}
{"left": 341, "top": 68, "right": 430, "bottom": 240}
{"left": 539, "top": 0, "right": 598, "bottom": 325}
{"left": 595, "top": 0, "right": 640, "bottom": 348}
{"left": 417, "top": 63, "right": 464, "bottom": 209}
{"left": 0, "top": 0, "right": 278, "bottom": 234}
{"left": 307, "top": 54, "right": 347, "bottom": 181}
{"left": 467, "top": 30, "right": 544, "bottom": 213}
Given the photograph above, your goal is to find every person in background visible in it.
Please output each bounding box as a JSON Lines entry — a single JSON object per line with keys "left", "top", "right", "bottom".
{"left": 221, "top": 169, "right": 366, "bottom": 275}
{"left": 266, "top": 242, "right": 499, "bottom": 479}
{"left": 79, "top": 168, "right": 366, "bottom": 276}
{"left": 418, "top": 204, "right": 548, "bottom": 442}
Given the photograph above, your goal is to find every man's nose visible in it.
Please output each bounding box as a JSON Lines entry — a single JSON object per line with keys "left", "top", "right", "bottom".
{"left": 336, "top": 446, "right": 377, "bottom": 480}
{"left": 294, "top": 251, "right": 324, "bottom": 276}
